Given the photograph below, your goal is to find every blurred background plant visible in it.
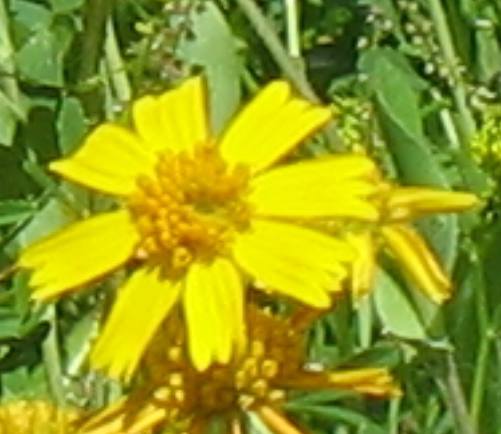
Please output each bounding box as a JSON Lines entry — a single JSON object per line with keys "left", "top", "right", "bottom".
{"left": 1, "top": 0, "right": 501, "bottom": 433}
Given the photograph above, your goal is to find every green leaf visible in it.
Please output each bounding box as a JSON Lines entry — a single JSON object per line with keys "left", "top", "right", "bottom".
{"left": 14, "top": 198, "right": 76, "bottom": 249}
{"left": 15, "top": 19, "right": 74, "bottom": 87}
{"left": 16, "top": 27, "right": 64, "bottom": 87}
{"left": 475, "top": 24, "right": 501, "bottom": 82}
{"left": 57, "top": 97, "right": 87, "bottom": 154}
{"left": 63, "top": 311, "right": 97, "bottom": 376}
{"left": 49, "top": 0, "right": 84, "bottom": 14}
{"left": 0, "top": 199, "right": 35, "bottom": 226}
{"left": 0, "top": 101, "right": 17, "bottom": 146}
{"left": 374, "top": 269, "right": 427, "bottom": 341}
{"left": 10, "top": 0, "right": 52, "bottom": 34}
{"left": 177, "top": 0, "right": 242, "bottom": 133}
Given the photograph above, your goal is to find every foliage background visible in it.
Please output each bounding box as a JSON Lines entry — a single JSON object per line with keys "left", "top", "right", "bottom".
{"left": 0, "top": 0, "right": 500, "bottom": 433}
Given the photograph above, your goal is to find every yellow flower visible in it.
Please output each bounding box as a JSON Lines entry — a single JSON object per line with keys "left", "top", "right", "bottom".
{"left": 348, "top": 182, "right": 479, "bottom": 302}
{"left": 18, "top": 77, "right": 378, "bottom": 377}
{"left": 0, "top": 400, "right": 80, "bottom": 434}
{"left": 77, "top": 307, "right": 400, "bottom": 434}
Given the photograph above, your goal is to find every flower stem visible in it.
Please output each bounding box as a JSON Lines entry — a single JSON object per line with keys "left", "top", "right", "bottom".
{"left": 284, "top": 0, "right": 300, "bottom": 58}
{"left": 104, "top": 18, "right": 132, "bottom": 104}
{"left": 78, "top": 0, "right": 114, "bottom": 118}
{"left": 235, "top": 0, "right": 316, "bottom": 101}
{"left": 42, "top": 305, "right": 66, "bottom": 405}
{"left": 469, "top": 330, "right": 491, "bottom": 428}
{"left": 427, "top": 0, "right": 476, "bottom": 143}
{"left": 440, "top": 352, "right": 476, "bottom": 434}
{"left": 469, "top": 260, "right": 491, "bottom": 429}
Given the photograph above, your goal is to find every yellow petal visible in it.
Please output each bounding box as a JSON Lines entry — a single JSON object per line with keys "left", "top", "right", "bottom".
{"left": 250, "top": 154, "right": 379, "bottom": 221}
{"left": 18, "top": 210, "right": 138, "bottom": 300}
{"left": 183, "top": 258, "right": 245, "bottom": 370}
{"left": 233, "top": 220, "right": 353, "bottom": 308}
{"left": 328, "top": 368, "right": 402, "bottom": 398}
{"left": 381, "top": 224, "right": 451, "bottom": 303}
{"left": 133, "top": 76, "right": 209, "bottom": 155}
{"left": 50, "top": 124, "right": 156, "bottom": 196}
{"left": 90, "top": 266, "right": 181, "bottom": 380}
{"left": 386, "top": 186, "right": 479, "bottom": 222}
{"left": 346, "top": 231, "right": 377, "bottom": 298}
{"left": 220, "top": 81, "right": 331, "bottom": 173}
{"left": 280, "top": 367, "right": 401, "bottom": 398}
{"left": 78, "top": 397, "right": 166, "bottom": 434}
{"left": 254, "top": 406, "right": 304, "bottom": 434}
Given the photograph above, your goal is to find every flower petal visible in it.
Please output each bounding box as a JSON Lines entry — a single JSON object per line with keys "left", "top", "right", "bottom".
{"left": 281, "top": 367, "right": 401, "bottom": 398}
{"left": 50, "top": 124, "right": 156, "bottom": 196}
{"left": 183, "top": 258, "right": 245, "bottom": 370}
{"left": 78, "top": 396, "right": 167, "bottom": 434}
{"left": 233, "top": 220, "right": 353, "bottom": 308}
{"left": 381, "top": 224, "right": 451, "bottom": 303}
{"left": 91, "top": 266, "right": 181, "bottom": 380}
{"left": 386, "top": 186, "right": 479, "bottom": 222}
{"left": 133, "top": 76, "right": 210, "bottom": 154}
{"left": 255, "top": 406, "right": 305, "bottom": 434}
{"left": 250, "top": 155, "right": 379, "bottom": 220}
{"left": 346, "top": 231, "right": 377, "bottom": 298}
{"left": 328, "top": 368, "right": 402, "bottom": 398}
{"left": 18, "top": 210, "right": 138, "bottom": 300}
{"left": 219, "top": 81, "right": 331, "bottom": 173}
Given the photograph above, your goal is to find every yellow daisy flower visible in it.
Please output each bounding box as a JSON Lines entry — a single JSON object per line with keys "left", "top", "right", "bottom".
{"left": 0, "top": 400, "right": 80, "bottom": 434}
{"left": 348, "top": 182, "right": 479, "bottom": 302}
{"left": 18, "top": 77, "right": 379, "bottom": 377}
{"left": 77, "top": 307, "right": 400, "bottom": 434}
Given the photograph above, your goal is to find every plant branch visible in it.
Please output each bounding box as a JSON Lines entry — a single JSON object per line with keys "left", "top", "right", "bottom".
{"left": 78, "top": 0, "right": 114, "bottom": 118}
{"left": 427, "top": 0, "right": 476, "bottom": 143}
{"left": 42, "top": 305, "right": 66, "bottom": 405}
{"left": 439, "top": 352, "right": 477, "bottom": 434}
{"left": 104, "top": 18, "right": 132, "bottom": 104}
{"left": 235, "top": 0, "right": 316, "bottom": 101}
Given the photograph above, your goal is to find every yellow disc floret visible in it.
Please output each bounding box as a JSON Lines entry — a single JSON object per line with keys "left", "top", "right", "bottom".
{"left": 127, "top": 145, "right": 251, "bottom": 274}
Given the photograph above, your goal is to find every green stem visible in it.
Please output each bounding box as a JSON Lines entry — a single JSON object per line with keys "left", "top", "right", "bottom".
{"left": 430, "top": 88, "right": 461, "bottom": 150}
{"left": 78, "top": 0, "right": 114, "bottom": 118}
{"left": 440, "top": 352, "right": 476, "bottom": 434}
{"left": 388, "top": 397, "right": 401, "bottom": 434}
{"left": 284, "top": 0, "right": 301, "bottom": 58}
{"left": 469, "top": 259, "right": 491, "bottom": 429}
{"left": 42, "top": 305, "right": 66, "bottom": 405}
{"left": 235, "top": 0, "right": 316, "bottom": 101}
{"left": 104, "top": 18, "right": 132, "bottom": 104}
{"left": 427, "top": 0, "right": 476, "bottom": 142}
{"left": 469, "top": 330, "right": 491, "bottom": 428}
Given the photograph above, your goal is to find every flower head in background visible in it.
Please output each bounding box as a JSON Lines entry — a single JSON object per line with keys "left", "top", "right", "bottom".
{"left": 0, "top": 400, "right": 80, "bottom": 434}
{"left": 77, "top": 307, "right": 400, "bottom": 434}
{"left": 18, "top": 77, "right": 379, "bottom": 378}
{"left": 347, "top": 181, "right": 479, "bottom": 302}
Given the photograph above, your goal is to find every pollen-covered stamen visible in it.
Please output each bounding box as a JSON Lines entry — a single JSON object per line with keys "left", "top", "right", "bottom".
{"left": 127, "top": 145, "right": 251, "bottom": 272}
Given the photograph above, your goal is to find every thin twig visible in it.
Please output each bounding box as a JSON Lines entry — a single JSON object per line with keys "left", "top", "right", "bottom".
{"left": 236, "top": 0, "right": 317, "bottom": 101}
{"left": 104, "top": 18, "right": 132, "bottom": 104}
{"left": 427, "top": 0, "right": 476, "bottom": 143}
{"left": 438, "top": 352, "right": 477, "bottom": 434}
{"left": 42, "top": 305, "right": 66, "bottom": 405}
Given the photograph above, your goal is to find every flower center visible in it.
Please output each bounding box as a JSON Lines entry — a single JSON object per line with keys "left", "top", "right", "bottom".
{"left": 144, "top": 310, "right": 303, "bottom": 417}
{"left": 127, "top": 145, "right": 251, "bottom": 273}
